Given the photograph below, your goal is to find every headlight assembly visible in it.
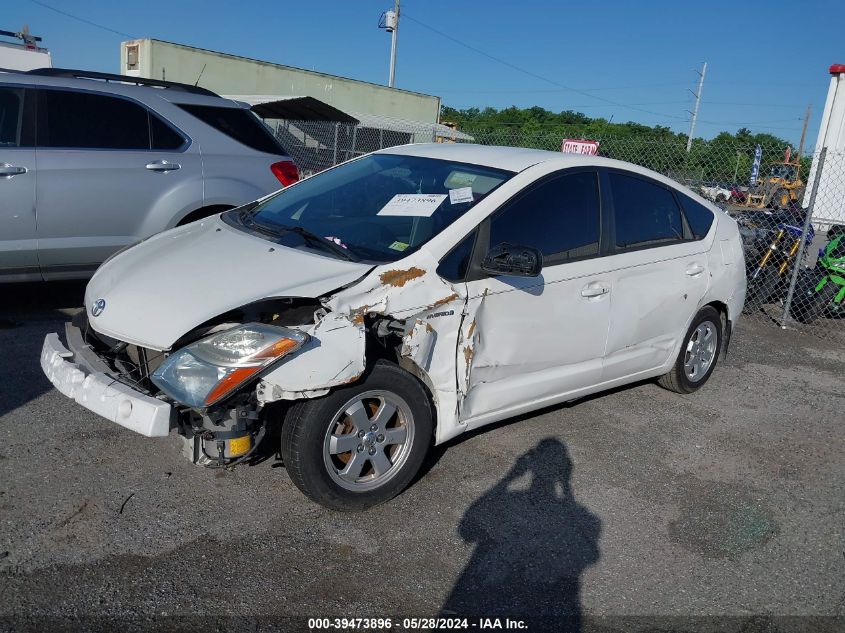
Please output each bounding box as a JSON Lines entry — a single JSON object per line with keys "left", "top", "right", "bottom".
{"left": 151, "top": 323, "right": 308, "bottom": 408}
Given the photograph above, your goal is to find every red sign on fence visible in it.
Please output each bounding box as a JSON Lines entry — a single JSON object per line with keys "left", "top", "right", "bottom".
{"left": 561, "top": 139, "right": 600, "bottom": 155}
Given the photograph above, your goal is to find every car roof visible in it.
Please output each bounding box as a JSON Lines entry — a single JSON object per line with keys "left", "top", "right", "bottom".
{"left": 0, "top": 67, "right": 247, "bottom": 108}
{"left": 378, "top": 143, "right": 723, "bottom": 213}
{"left": 378, "top": 142, "right": 660, "bottom": 174}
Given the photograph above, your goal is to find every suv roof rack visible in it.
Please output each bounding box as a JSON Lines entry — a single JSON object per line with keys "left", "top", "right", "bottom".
{"left": 26, "top": 67, "right": 219, "bottom": 97}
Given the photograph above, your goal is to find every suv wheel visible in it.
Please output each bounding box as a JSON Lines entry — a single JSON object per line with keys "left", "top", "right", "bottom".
{"left": 280, "top": 360, "right": 432, "bottom": 511}
{"left": 658, "top": 306, "right": 722, "bottom": 394}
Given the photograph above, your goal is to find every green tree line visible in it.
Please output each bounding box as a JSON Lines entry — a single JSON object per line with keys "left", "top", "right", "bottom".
{"left": 441, "top": 105, "right": 810, "bottom": 184}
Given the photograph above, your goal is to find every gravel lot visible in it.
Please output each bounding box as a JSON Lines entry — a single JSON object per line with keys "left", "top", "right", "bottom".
{"left": 0, "top": 282, "right": 843, "bottom": 632}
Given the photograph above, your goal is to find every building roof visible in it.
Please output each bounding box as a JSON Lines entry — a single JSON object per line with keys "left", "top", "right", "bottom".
{"left": 224, "top": 95, "right": 358, "bottom": 123}
{"left": 350, "top": 112, "right": 474, "bottom": 140}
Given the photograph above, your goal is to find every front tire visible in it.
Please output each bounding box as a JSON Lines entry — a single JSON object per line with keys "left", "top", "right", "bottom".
{"left": 791, "top": 277, "right": 836, "bottom": 324}
{"left": 280, "top": 360, "right": 432, "bottom": 511}
{"left": 658, "top": 306, "right": 722, "bottom": 394}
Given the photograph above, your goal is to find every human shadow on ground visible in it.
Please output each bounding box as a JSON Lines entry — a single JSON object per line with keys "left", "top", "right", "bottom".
{"left": 440, "top": 438, "right": 601, "bottom": 632}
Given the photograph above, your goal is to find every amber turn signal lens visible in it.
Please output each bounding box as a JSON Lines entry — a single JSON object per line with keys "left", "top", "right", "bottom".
{"left": 203, "top": 366, "right": 261, "bottom": 406}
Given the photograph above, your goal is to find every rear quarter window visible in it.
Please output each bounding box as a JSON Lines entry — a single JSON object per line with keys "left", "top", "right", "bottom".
{"left": 677, "top": 193, "right": 716, "bottom": 239}
{"left": 178, "top": 104, "right": 284, "bottom": 154}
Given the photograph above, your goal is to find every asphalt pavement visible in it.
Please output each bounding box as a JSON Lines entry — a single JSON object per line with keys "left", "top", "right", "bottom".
{"left": 0, "top": 282, "right": 842, "bottom": 632}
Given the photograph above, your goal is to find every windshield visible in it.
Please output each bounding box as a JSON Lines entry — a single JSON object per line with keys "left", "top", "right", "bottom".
{"left": 770, "top": 165, "right": 796, "bottom": 180}
{"left": 239, "top": 153, "right": 514, "bottom": 263}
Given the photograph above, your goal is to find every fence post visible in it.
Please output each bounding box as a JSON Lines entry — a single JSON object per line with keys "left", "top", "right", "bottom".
{"left": 332, "top": 122, "right": 339, "bottom": 166}
{"left": 780, "top": 147, "right": 827, "bottom": 327}
{"left": 351, "top": 125, "right": 357, "bottom": 158}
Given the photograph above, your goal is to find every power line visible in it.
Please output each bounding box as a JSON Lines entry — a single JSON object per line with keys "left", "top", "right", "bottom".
{"left": 402, "top": 13, "right": 687, "bottom": 121}
{"left": 27, "top": 0, "right": 135, "bottom": 39}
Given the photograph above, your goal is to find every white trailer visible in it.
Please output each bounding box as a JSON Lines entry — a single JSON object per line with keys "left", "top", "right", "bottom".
{"left": 804, "top": 64, "right": 845, "bottom": 228}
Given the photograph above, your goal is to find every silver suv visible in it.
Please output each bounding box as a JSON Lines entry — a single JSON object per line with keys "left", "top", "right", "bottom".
{"left": 0, "top": 68, "right": 299, "bottom": 282}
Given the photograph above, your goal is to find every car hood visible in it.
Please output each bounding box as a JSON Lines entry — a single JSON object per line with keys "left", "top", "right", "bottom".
{"left": 84, "top": 216, "right": 372, "bottom": 350}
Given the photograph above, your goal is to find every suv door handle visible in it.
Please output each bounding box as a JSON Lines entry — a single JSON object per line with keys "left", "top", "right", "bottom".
{"left": 0, "top": 164, "right": 27, "bottom": 177}
{"left": 686, "top": 264, "right": 705, "bottom": 277}
{"left": 580, "top": 282, "right": 610, "bottom": 298}
{"left": 145, "top": 160, "right": 181, "bottom": 172}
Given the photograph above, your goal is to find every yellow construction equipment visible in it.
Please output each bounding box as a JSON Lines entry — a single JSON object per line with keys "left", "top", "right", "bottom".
{"left": 744, "top": 150, "right": 805, "bottom": 209}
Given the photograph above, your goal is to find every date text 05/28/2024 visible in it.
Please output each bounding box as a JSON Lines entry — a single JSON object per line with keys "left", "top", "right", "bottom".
{"left": 307, "top": 617, "right": 528, "bottom": 630}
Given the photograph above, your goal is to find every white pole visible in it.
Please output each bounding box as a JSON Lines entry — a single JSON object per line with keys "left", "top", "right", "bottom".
{"left": 388, "top": 0, "right": 400, "bottom": 87}
{"left": 686, "top": 61, "right": 707, "bottom": 153}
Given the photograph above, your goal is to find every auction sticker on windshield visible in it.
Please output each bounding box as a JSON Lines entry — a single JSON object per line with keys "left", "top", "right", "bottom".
{"left": 448, "top": 186, "right": 474, "bottom": 204}
{"left": 377, "top": 194, "right": 447, "bottom": 217}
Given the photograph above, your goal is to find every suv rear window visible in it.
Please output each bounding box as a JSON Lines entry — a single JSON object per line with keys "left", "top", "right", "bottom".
{"left": 178, "top": 104, "right": 284, "bottom": 154}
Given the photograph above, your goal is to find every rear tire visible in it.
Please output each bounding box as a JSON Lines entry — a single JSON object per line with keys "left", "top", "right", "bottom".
{"left": 658, "top": 306, "right": 722, "bottom": 394}
{"left": 280, "top": 359, "right": 432, "bottom": 511}
{"left": 790, "top": 278, "right": 836, "bottom": 324}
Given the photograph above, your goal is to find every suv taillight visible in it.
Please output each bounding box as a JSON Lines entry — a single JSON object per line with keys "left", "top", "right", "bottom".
{"left": 271, "top": 160, "right": 300, "bottom": 187}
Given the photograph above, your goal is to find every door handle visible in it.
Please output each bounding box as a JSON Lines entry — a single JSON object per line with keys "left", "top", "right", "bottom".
{"left": 580, "top": 282, "right": 610, "bottom": 298}
{"left": 0, "top": 164, "right": 27, "bottom": 177}
{"left": 685, "top": 264, "right": 705, "bottom": 277}
{"left": 145, "top": 160, "right": 181, "bottom": 172}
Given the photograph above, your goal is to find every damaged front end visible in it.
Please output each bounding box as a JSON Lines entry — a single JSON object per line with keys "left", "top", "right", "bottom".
{"left": 42, "top": 297, "right": 340, "bottom": 467}
{"left": 41, "top": 247, "right": 470, "bottom": 469}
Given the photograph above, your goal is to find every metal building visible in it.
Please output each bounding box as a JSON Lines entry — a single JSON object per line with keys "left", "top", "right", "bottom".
{"left": 120, "top": 39, "right": 440, "bottom": 124}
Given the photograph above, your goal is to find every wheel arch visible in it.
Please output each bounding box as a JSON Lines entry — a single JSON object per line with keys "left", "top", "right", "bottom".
{"left": 703, "top": 299, "right": 731, "bottom": 358}
{"left": 175, "top": 204, "right": 234, "bottom": 227}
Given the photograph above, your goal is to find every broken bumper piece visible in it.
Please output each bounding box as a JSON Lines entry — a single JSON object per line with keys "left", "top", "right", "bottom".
{"left": 40, "top": 330, "right": 173, "bottom": 437}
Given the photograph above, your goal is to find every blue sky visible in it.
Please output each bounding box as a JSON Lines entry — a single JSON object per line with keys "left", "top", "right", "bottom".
{"left": 5, "top": 0, "right": 842, "bottom": 148}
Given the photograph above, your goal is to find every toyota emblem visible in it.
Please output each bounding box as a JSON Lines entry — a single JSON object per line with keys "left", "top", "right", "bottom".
{"left": 91, "top": 298, "right": 106, "bottom": 317}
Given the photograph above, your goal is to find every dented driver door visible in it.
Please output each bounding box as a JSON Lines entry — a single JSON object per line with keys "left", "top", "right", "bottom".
{"left": 456, "top": 170, "right": 612, "bottom": 427}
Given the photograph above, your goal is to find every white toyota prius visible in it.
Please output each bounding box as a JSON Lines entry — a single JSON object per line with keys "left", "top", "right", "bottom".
{"left": 41, "top": 144, "right": 746, "bottom": 510}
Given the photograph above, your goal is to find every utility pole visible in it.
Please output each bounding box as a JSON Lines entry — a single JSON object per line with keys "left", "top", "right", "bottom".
{"left": 388, "top": 0, "right": 400, "bottom": 87}
{"left": 797, "top": 102, "right": 812, "bottom": 159}
{"left": 686, "top": 61, "right": 707, "bottom": 153}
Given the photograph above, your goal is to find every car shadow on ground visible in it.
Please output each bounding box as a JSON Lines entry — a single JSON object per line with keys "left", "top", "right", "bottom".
{"left": 439, "top": 438, "right": 601, "bottom": 632}
{"left": 0, "top": 280, "right": 87, "bottom": 324}
{"left": 0, "top": 281, "right": 87, "bottom": 418}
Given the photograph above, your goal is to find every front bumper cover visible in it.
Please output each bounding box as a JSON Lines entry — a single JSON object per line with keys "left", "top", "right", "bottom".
{"left": 40, "top": 325, "right": 174, "bottom": 437}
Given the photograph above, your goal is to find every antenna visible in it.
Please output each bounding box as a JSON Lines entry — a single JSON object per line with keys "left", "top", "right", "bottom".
{"left": 686, "top": 61, "right": 707, "bottom": 153}
{"left": 194, "top": 63, "right": 207, "bottom": 86}
{"left": 0, "top": 25, "right": 43, "bottom": 49}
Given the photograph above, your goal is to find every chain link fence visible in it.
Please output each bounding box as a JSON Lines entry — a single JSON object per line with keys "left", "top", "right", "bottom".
{"left": 269, "top": 119, "right": 845, "bottom": 342}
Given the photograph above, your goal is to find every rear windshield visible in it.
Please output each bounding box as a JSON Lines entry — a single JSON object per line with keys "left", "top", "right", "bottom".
{"left": 178, "top": 104, "right": 284, "bottom": 155}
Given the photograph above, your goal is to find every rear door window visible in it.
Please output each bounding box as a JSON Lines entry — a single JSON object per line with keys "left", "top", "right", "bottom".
{"left": 609, "top": 172, "right": 684, "bottom": 249}
{"left": 149, "top": 113, "right": 185, "bottom": 150}
{"left": 178, "top": 104, "right": 284, "bottom": 154}
{"left": 37, "top": 89, "right": 150, "bottom": 149}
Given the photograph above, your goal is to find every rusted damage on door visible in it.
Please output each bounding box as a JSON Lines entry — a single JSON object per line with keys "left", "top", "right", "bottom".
{"left": 254, "top": 246, "right": 503, "bottom": 443}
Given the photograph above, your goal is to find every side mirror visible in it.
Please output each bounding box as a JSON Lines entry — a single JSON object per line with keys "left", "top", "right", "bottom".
{"left": 481, "top": 242, "right": 543, "bottom": 277}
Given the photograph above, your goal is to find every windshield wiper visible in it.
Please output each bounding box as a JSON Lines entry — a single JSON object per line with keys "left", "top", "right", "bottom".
{"left": 235, "top": 211, "right": 357, "bottom": 262}
{"left": 275, "top": 224, "right": 358, "bottom": 262}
